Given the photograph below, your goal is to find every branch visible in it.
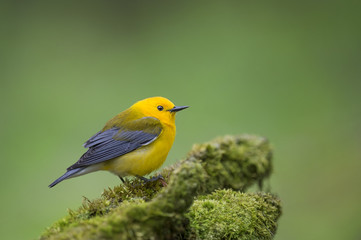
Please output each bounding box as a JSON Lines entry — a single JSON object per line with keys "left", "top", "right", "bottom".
{"left": 41, "top": 135, "right": 281, "bottom": 240}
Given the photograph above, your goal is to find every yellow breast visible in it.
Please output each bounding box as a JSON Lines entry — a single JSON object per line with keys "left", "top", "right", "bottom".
{"left": 102, "top": 124, "right": 176, "bottom": 177}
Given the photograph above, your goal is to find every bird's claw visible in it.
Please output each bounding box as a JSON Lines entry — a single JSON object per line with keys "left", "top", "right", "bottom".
{"left": 136, "top": 175, "right": 168, "bottom": 187}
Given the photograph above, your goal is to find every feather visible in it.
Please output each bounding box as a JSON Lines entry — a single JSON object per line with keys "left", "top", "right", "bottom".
{"left": 67, "top": 117, "right": 162, "bottom": 170}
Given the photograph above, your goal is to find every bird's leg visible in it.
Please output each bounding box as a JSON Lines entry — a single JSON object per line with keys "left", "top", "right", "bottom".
{"left": 118, "top": 176, "right": 126, "bottom": 184}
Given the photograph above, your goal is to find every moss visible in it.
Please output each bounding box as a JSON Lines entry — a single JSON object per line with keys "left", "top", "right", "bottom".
{"left": 40, "top": 135, "right": 280, "bottom": 240}
{"left": 41, "top": 176, "right": 170, "bottom": 238}
{"left": 187, "top": 190, "right": 281, "bottom": 240}
{"left": 187, "top": 134, "right": 272, "bottom": 192}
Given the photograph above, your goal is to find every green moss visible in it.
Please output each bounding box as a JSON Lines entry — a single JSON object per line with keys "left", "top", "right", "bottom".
{"left": 40, "top": 135, "right": 280, "bottom": 240}
{"left": 41, "top": 175, "right": 170, "bottom": 238}
{"left": 187, "top": 189, "right": 281, "bottom": 240}
{"left": 187, "top": 135, "right": 272, "bottom": 192}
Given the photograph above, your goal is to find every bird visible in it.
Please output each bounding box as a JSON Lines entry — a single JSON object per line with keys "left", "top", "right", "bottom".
{"left": 49, "top": 96, "right": 188, "bottom": 188}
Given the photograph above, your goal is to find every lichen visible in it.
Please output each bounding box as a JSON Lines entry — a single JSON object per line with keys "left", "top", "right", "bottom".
{"left": 40, "top": 135, "right": 280, "bottom": 240}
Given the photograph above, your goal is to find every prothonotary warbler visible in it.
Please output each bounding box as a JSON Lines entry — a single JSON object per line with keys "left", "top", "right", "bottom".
{"left": 49, "top": 97, "right": 188, "bottom": 188}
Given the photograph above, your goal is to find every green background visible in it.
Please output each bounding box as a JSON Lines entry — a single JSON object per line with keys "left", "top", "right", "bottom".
{"left": 1, "top": 1, "right": 360, "bottom": 239}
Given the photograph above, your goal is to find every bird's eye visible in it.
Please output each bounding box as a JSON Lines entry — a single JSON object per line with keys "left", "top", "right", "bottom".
{"left": 157, "top": 105, "right": 164, "bottom": 111}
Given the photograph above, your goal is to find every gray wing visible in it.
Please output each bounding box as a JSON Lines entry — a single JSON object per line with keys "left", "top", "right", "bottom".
{"left": 67, "top": 117, "right": 162, "bottom": 170}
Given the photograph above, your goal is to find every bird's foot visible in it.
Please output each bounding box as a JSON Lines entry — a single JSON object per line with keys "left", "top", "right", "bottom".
{"left": 137, "top": 175, "right": 168, "bottom": 187}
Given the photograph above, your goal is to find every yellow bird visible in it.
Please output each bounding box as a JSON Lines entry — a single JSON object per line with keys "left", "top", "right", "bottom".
{"left": 49, "top": 97, "right": 188, "bottom": 187}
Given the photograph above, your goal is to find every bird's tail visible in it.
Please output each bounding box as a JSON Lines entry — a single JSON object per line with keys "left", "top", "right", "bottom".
{"left": 48, "top": 168, "right": 85, "bottom": 188}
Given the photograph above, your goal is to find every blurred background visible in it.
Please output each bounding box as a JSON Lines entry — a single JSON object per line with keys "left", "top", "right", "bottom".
{"left": 1, "top": 1, "right": 360, "bottom": 239}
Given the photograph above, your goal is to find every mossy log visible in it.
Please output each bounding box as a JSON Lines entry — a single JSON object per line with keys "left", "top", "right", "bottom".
{"left": 41, "top": 135, "right": 281, "bottom": 240}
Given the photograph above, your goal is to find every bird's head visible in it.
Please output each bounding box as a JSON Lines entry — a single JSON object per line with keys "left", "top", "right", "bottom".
{"left": 132, "top": 96, "right": 188, "bottom": 125}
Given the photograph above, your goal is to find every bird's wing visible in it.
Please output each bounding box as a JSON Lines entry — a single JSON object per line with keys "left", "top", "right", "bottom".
{"left": 67, "top": 117, "right": 162, "bottom": 170}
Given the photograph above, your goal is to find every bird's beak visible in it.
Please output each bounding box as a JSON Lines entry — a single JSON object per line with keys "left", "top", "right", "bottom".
{"left": 168, "top": 106, "right": 189, "bottom": 112}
